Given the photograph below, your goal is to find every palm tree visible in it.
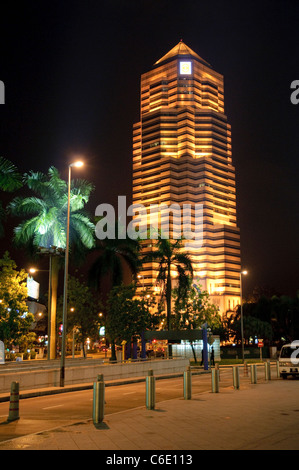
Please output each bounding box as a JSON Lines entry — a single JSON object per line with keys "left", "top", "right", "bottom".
{"left": 9, "top": 167, "right": 95, "bottom": 250}
{"left": 143, "top": 237, "right": 193, "bottom": 330}
{"left": 8, "top": 166, "right": 95, "bottom": 358}
{"left": 88, "top": 230, "right": 141, "bottom": 313}
{"left": 0, "top": 157, "right": 22, "bottom": 237}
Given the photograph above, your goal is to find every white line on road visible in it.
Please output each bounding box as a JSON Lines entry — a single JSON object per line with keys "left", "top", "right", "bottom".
{"left": 42, "top": 404, "right": 64, "bottom": 410}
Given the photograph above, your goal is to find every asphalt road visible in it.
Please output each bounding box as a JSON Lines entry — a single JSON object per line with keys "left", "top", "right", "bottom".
{"left": 0, "top": 366, "right": 268, "bottom": 444}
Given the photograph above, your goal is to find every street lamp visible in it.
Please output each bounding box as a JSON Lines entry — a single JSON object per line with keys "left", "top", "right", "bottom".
{"left": 60, "top": 160, "right": 84, "bottom": 387}
{"left": 240, "top": 269, "right": 248, "bottom": 363}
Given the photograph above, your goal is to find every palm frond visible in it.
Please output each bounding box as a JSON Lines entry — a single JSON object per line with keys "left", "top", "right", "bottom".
{"left": 0, "top": 157, "right": 22, "bottom": 192}
{"left": 13, "top": 216, "right": 41, "bottom": 245}
{"left": 70, "top": 212, "right": 96, "bottom": 249}
{"left": 8, "top": 196, "right": 47, "bottom": 216}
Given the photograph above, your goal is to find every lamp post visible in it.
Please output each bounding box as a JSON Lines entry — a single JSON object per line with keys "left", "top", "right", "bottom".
{"left": 240, "top": 270, "right": 248, "bottom": 363}
{"left": 60, "top": 161, "right": 84, "bottom": 387}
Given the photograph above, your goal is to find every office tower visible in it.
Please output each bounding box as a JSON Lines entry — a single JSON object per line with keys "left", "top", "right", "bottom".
{"left": 132, "top": 41, "right": 241, "bottom": 314}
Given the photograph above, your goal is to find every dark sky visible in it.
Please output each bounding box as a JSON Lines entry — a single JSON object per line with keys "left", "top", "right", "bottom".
{"left": 0, "top": 0, "right": 298, "bottom": 298}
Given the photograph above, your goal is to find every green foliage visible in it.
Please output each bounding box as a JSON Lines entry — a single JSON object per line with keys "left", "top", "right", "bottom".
{"left": 229, "top": 293, "right": 299, "bottom": 345}
{"left": 0, "top": 252, "right": 34, "bottom": 347}
{"left": 88, "top": 221, "right": 141, "bottom": 297}
{"left": 105, "top": 284, "right": 159, "bottom": 359}
{"left": 8, "top": 166, "right": 95, "bottom": 252}
{"left": 226, "top": 312, "right": 273, "bottom": 344}
{"left": 57, "top": 275, "right": 103, "bottom": 352}
{"left": 18, "top": 332, "right": 37, "bottom": 353}
{"left": 0, "top": 157, "right": 23, "bottom": 237}
{"left": 0, "top": 157, "right": 22, "bottom": 192}
{"left": 143, "top": 237, "right": 193, "bottom": 330}
{"left": 172, "top": 279, "right": 221, "bottom": 331}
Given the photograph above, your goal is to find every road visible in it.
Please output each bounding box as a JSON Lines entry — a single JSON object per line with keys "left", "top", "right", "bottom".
{"left": 0, "top": 365, "right": 271, "bottom": 444}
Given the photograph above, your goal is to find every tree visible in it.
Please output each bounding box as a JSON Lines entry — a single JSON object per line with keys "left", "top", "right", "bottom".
{"left": 227, "top": 306, "right": 273, "bottom": 345}
{"left": 0, "top": 252, "right": 34, "bottom": 349}
{"left": 0, "top": 157, "right": 22, "bottom": 237}
{"left": 8, "top": 166, "right": 95, "bottom": 358}
{"left": 105, "top": 283, "right": 158, "bottom": 361}
{"left": 143, "top": 237, "right": 193, "bottom": 330}
{"left": 88, "top": 226, "right": 141, "bottom": 312}
{"left": 57, "top": 275, "right": 103, "bottom": 358}
{"left": 173, "top": 279, "right": 221, "bottom": 362}
{"left": 8, "top": 166, "right": 95, "bottom": 250}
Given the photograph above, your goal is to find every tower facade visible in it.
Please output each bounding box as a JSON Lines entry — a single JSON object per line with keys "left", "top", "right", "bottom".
{"left": 132, "top": 42, "right": 241, "bottom": 314}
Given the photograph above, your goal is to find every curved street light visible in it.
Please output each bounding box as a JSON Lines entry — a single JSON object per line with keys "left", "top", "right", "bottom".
{"left": 60, "top": 160, "right": 84, "bottom": 387}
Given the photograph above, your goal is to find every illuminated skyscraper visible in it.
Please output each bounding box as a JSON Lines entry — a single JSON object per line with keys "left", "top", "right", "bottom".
{"left": 132, "top": 41, "right": 241, "bottom": 314}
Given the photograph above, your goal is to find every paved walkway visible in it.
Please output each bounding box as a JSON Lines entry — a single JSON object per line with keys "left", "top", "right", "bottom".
{"left": 0, "top": 378, "right": 299, "bottom": 451}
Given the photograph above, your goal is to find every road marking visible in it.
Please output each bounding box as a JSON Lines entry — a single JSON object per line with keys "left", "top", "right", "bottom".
{"left": 123, "top": 392, "right": 136, "bottom": 395}
{"left": 42, "top": 404, "right": 64, "bottom": 410}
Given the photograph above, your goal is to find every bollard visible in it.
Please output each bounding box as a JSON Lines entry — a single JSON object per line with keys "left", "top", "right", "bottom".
{"left": 7, "top": 381, "right": 20, "bottom": 422}
{"left": 233, "top": 366, "right": 240, "bottom": 389}
{"left": 211, "top": 368, "right": 219, "bottom": 393}
{"left": 265, "top": 361, "right": 271, "bottom": 381}
{"left": 184, "top": 366, "right": 192, "bottom": 400}
{"left": 146, "top": 370, "right": 155, "bottom": 410}
{"left": 93, "top": 375, "right": 105, "bottom": 424}
{"left": 243, "top": 360, "right": 248, "bottom": 377}
{"left": 276, "top": 360, "right": 280, "bottom": 378}
{"left": 215, "top": 362, "right": 220, "bottom": 381}
{"left": 250, "top": 364, "right": 257, "bottom": 384}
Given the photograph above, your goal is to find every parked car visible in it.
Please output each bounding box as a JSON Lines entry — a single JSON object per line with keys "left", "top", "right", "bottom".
{"left": 279, "top": 343, "right": 299, "bottom": 379}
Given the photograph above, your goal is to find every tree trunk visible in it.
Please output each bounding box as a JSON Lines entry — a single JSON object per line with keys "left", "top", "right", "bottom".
{"left": 190, "top": 340, "right": 197, "bottom": 363}
{"left": 166, "top": 264, "right": 172, "bottom": 330}
{"left": 110, "top": 340, "right": 117, "bottom": 362}
{"left": 49, "top": 256, "right": 59, "bottom": 359}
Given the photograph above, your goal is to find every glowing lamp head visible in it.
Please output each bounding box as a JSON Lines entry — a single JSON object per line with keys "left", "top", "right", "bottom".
{"left": 29, "top": 268, "right": 37, "bottom": 274}
{"left": 70, "top": 161, "right": 84, "bottom": 168}
{"left": 241, "top": 270, "right": 248, "bottom": 275}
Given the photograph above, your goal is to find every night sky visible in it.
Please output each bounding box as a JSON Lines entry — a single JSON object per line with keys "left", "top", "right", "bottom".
{"left": 0, "top": 0, "right": 298, "bottom": 298}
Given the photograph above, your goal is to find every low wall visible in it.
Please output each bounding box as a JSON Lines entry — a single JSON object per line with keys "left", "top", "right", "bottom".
{"left": 0, "top": 358, "right": 189, "bottom": 393}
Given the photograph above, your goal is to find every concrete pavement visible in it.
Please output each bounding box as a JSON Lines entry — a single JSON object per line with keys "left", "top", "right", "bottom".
{"left": 0, "top": 374, "right": 299, "bottom": 451}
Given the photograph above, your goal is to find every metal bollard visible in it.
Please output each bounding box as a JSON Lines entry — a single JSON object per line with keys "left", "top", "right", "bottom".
{"left": 184, "top": 366, "right": 192, "bottom": 400}
{"left": 243, "top": 360, "right": 248, "bottom": 377}
{"left": 146, "top": 370, "right": 155, "bottom": 410}
{"left": 215, "top": 362, "right": 220, "bottom": 380}
{"left": 233, "top": 366, "right": 240, "bottom": 389}
{"left": 7, "top": 381, "right": 20, "bottom": 422}
{"left": 265, "top": 361, "right": 271, "bottom": 380}
{"left": 250, "top": 364, "right": 257, "bottom": 384}
{"left": 93, "top": 375, "right": 105, "bottom": 424}
{"left": 276, "top": 360, "right": 280, "bottom": 378}
{"left": 211, "top": 368, "right": 219, "bottom": 393}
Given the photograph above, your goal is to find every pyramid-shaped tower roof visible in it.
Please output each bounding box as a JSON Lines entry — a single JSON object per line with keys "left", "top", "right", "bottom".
{"left": 155, "top": 40, "right": 211, "bottom": 67}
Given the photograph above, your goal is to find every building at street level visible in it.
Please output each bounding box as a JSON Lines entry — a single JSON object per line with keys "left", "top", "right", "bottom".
{"left": 132, "top": 41, "right": 241, "bottom": 315}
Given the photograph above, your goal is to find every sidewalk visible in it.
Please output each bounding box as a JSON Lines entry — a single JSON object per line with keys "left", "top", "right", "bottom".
{"left": 1, "top": 378, "right": 299, "bottom": 450}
